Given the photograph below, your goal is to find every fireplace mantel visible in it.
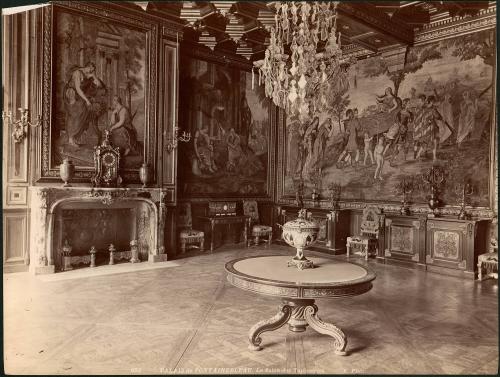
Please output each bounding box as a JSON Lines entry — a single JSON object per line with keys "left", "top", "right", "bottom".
{"left": 29, "top": 187, "right": 168, "bottom": 274}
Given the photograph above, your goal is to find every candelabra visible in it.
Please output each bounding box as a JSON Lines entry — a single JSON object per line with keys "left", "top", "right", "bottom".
{"left": 309, "top": 170, "right": 323, "bottom": 204}
{"left": 422, "top": 166, "right": 445, "bottom": 218}
{"left": 395, "top": 176, "right": 415, "bottom": 215}
{"left": 2, "top": 108, "right": 41, "bottom": 143}
{"left": 165, "top": 127, "right": 191, "bottom": 153}
{"left": 293, "top": 178, "right": 305, "bottom": 209}
{"left": 328, "top": 182, "right": 342, "bottom": 211}
{"left": 454, "top": 180, "right": 473, "bottom": 220}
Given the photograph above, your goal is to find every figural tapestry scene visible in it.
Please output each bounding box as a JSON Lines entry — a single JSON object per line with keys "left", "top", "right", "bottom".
{"left": 54, "top": 9, "right": 146, "bottom": 170}
{"left": 284, "top": 30, "right": 494, "bottom": 206}
{"left": 178, "top": 56, "right": 270, "bottom": 197}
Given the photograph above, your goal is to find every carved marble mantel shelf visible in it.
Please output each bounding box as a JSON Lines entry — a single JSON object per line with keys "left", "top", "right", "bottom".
{"left": 29, "top": 186, "right": 168, "bottom": 274}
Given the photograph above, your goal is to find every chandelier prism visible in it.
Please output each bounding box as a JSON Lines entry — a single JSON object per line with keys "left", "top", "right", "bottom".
{"left": 253, "top": 1, "right": 353, "bottom": 122}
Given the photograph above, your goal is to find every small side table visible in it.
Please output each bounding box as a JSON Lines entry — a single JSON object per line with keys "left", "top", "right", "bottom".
{"left": 198, "top": 215, "right": 251, "bottom": 252}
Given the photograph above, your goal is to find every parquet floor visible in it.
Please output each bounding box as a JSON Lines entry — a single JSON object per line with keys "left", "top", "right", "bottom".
{"left": 3, "top": 245, "right": 498, "bottom": 375}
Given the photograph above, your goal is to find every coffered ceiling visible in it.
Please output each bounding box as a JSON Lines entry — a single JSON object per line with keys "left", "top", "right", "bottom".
{"left": 120, "top": 1, "right": 495, "bottom": 60}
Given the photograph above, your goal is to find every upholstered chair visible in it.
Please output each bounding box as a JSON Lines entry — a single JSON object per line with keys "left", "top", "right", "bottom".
{"left": 478, "top": 237, "right": 498, "bottom": 280}
{"left": 346, "top": 206, "right": 382, "bottom": 260}
{"left": 177, "top": 202, "right": 204, "bottom": 253}
{"left": 243, "top": 200, "right": 272, "bottom": 246}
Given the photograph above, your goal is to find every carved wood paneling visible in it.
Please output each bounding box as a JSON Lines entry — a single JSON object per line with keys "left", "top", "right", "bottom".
{"left": 160, "top": 39, "right": 178, "bottom": 189}
{"left": 3, "top": 211, "right": 28, "bottom": 264}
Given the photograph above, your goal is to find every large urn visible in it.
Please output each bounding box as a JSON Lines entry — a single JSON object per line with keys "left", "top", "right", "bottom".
{"left": 280, "top": 209, "right": 319, "bottom": 270}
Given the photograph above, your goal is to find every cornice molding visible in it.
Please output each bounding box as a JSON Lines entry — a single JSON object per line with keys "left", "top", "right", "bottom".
{"left": 180, "top": 41, "right": 252, "bottom": 70}
{"left": 414, "top": 7, "right": 496, "bottom": 45}
{"left": 338, "top": 2, "right": 414, "bottom": 45}
{"left": 342, "top": 44, "right": 375, "bottom": 60}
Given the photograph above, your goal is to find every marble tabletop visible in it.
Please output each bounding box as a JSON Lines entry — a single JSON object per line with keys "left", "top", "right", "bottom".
{"left": 225, "top": 255, "right": 376, "bottom": 298}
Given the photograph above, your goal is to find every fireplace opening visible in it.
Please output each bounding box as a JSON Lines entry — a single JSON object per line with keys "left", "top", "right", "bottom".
{"left": 53, "top": 205, "right": 153, "bottom": 271}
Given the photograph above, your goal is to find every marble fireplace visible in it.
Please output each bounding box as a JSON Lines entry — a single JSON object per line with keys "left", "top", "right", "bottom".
{"left": 29, "top": 187, "right": 168, "bottom": 274}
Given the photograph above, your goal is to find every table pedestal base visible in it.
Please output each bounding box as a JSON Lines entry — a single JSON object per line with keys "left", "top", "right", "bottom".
{"left": 248, "top": 298, "right": 347, "bottom": 355}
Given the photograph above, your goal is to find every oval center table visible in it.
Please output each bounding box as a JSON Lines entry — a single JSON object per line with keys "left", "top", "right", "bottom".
{"left": 225, "top": 255, "right": 376, "bottom": 355}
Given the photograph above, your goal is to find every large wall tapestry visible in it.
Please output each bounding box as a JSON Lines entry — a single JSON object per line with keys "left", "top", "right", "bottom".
{"left": 283, "top": 30, "right": 495, "bottom": 207}
{"left": 40, "top": 3, "right": 157, "bottom": 182}
{"left": 178, "top": 55, "right": 271, "bottom": 197}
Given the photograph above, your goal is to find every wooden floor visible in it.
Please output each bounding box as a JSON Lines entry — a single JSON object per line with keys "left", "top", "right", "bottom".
{"left": 4, "top": 245, "right": 498, "bottom": 375}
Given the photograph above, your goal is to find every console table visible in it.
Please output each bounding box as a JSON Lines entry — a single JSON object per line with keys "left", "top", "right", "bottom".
{"left": 225, "top": 255, "right": 376, "bottom": 354}
{"left": 198, "top": 215, "right": 251, "bottom": 252}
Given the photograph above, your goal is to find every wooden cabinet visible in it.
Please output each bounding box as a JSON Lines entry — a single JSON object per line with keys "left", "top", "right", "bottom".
{"left": 325, "top": 209, "right": 351, "bottom": 254}
{"left": 425, "top": 218, "right": 489, "bottom": 279}
{"left": 383, "top": 214, "right": 427, "bottom": 268}
{"left": 278, "top": 206, "right": 350, "bottom": 255}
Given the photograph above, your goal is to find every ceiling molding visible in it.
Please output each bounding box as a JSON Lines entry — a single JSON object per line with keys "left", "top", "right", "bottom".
{"left": 338, "top": 2, "right": 414, "bottom": 45}
{"left": 414, "top": 6, "right": 496, "bottom": 45}
{"left": 111, "top": 1, "right": 494, "bottom": 59}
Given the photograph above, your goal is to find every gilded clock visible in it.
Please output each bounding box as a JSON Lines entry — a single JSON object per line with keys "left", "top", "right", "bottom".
{"left": 92, "top": 131, "right": 121, "bottom": 187}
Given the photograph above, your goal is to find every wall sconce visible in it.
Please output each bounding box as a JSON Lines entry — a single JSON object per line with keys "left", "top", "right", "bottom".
{"left": 2, "top": 108, "right": 41, "bottom": 143}
{"left": 165, "top": 126, "right": 191, "bottom": 153}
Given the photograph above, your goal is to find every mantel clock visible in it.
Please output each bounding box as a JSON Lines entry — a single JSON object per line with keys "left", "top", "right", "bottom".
{"left": 92, "top": 131, "right": 121, "bottom": 187}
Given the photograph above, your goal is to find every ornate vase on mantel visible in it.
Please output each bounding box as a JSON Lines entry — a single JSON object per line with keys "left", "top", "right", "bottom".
{"left": 139, "top": 163, "right": 152, "bottom": 188}
{"left": 279, "top": 208, "right": 319, "bottom": 270}
{"left": 59, "top": 158, "right": 75, "bottom": 187}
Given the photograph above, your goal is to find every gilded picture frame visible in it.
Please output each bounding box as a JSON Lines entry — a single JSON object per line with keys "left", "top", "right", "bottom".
{"left": 37, "top": 2, "right": 158, "bottom": 184}
{"left": 276, "top": 25, "right": 496, "bottom": 218}
{"left": 177, "top": 45, "right": 277, "bottom": 201}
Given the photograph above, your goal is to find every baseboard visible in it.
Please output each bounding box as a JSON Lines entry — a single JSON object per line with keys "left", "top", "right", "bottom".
{"left": 3, "top": 262, "right": 28, "bottom": 273}
{"left": 384, "top": 257, "right": 421, "bottom": 270}
{"left": 426, "top": 264, "right": 475, "bottom": 279}
{"left": 149, "top": 254, "right": 169, "bottom": 262}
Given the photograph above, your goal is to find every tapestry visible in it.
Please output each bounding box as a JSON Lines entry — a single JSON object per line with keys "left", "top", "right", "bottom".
{"left": 178, "top": 56, "right": 270, "bottom": 197}
{"left": 283, "top": 30, "right": 495, "bottom": 206}
{"left": 53, "top": 9, "right": 147, "bottom": 169}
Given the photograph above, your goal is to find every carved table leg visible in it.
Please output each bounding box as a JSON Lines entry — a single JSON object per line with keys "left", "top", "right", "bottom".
{"left": 254, "top": 235, "right": 260, "bottom": 246}
{"left": 210, "top": 220, "right": 215, "bottom": 253}
{"left": 304, "top": 305, "right": 347, "bottom": 355}
{"left": 248, "top": 304, "right": 292, "bottom": 351}
{"left": 244, "top": 219, "right": 249, "bottom": 248}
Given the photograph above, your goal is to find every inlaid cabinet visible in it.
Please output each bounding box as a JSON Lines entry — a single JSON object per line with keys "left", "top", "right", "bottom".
{"left": 384, "top": 214, "right": 427, "bottom": 268}
{"left": 276, "top": 205, "right": 491, "bottom": 279}
{"left": 425, "top": 218, "right": 490, "bottom": 279}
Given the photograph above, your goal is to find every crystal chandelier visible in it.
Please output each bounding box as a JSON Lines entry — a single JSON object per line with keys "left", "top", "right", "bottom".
{"left": 253, "top": 1, "right": 352, "bottom": 122}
